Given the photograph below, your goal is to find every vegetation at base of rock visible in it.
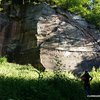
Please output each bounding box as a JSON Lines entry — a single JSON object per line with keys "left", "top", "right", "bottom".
{"left": 0, "top": 63, "right": 86, "bottom": 100}
{"left": 0, "top": 56, "right": 7, "bottom": 64}
{"left": 0, "top": 58, "right": 100, "bottom": 100}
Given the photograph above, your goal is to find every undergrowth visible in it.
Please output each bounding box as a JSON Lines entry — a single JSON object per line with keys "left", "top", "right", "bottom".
{"left": 0, "top": 57, "right": 99, "bottom": 100}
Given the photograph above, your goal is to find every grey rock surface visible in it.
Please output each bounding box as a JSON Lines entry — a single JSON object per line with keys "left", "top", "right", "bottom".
{"left": 0, "top": 3, "right": 99, "bottom": 72}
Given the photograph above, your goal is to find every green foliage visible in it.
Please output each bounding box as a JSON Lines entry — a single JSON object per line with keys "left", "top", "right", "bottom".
{"left": 90, "top": 67, "right": 100, "bottom": 95}
{"left": 0, "top": 62, "right": 87, "bottom": 100}
{"left": 52, "top": 0, "right": 67, "bottom": 8}
{"left": 52, "top": 0, "right": 80, "bottom": 8}
{"left": 0, "top": 57, "right": 7, "bottom": 64}
{"left": 0, "top": 7, "right": 3, "bottom": 11}
{"left": 54, "top": 55, "right": 65, "bottom": 73}
{"left": 0, "top": 0, "right": 99, "bottom": 28}
{"left": 0, "top": 62, "right": 100, "bottom": 99}
{"left": 45, "top": 0, "right": 100, "bottom": 28}
{"left": 52, "top": 0, "right": 100, "bottom": 28}
{"left": 69, "top": 5, "right": 90, "bottom": 16}
{"left": 90, "top": 5, "right": 100, "bottom": 26}
{"left": 68, "top": 0, "right": 100, "bottom": 28}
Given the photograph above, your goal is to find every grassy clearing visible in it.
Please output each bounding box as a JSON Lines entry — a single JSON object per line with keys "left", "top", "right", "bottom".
{"left": 0, "top": 62, "right": 87, "bottom": 100}
{"left": 0, "top": 59, "right": 99, "bottom": 100}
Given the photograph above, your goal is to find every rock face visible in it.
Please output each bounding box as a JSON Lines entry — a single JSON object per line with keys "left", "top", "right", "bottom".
{"left": 0, "top": 3, "right": 100, "bottom": 72}
{"left": 36, "top": 4, "right": 100, "bottom": 72}
{"left": 0, "top": 3, "right": 44, "bottom": 70}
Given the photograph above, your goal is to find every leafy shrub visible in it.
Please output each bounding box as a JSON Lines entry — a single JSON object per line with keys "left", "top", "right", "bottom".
{"left": 90, "top": 68, "right": 100, "bottom": 95}
{"left": 0, "top": 57, "right": 7, "bottom": 64}
{"left": 52, "top": 0, "right": 100, "bottom": 28}
{"left": 68, "top": 0, "right": 100, "bottom": 28}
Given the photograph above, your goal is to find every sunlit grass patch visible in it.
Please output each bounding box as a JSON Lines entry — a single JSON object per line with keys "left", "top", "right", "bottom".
{"left": 0, "top": 63, "right": 39, "bottom": 79}
{"left": 90, "top": 67, "right": 100, "bottom": 95}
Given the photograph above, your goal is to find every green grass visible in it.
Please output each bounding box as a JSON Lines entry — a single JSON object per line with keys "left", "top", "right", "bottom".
{"left": 90, "top": 68, "right": 100, "bottom": 95}
{"left": 0, "top": 62, "right": 87, "bottom": 100}
{"left": 0, "top": 59, "right": 99, "bottom": 100}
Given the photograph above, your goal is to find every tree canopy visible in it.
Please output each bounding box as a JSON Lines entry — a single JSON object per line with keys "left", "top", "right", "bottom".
{"left": 0, "top": 0, "right": 100, "bottom": 28}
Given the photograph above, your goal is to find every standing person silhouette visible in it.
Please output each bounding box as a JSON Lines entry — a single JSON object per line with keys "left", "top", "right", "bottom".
{"left": 81, "top": 71, "right": 93, "bottom": 95}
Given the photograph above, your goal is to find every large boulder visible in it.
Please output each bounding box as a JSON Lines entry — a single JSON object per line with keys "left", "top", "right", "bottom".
{"left": 0, "top": 3, "right": 53, "bottom": 71}
{"left": 37, "top": 6, "right": 100, "bottom": 72}
{"left": 0, "top": 3, "right": 56, "bottom": 71}
{"left": 0, "top": 3, "right": 99, "bottom": 72}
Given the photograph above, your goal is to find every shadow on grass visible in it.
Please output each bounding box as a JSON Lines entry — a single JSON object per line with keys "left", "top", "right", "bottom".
{"left": 87, "top": 81, "right": 100, "bottom": 100}
{"left": 91, "top": 81, "right": 100, "bottom": 95}
{"left": 0, "top": 75, "right": 87, "bottom": 100}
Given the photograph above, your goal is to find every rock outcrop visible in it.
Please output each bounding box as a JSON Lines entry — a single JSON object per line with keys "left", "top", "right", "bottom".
{"left": 36, "top": 4, "right": 100, "bottom": 73}
{"left": 0, "top": 3, "right": 100, "bottom": 72}
{"left": 0, "top": 3, "right": 43, "bottom": 70}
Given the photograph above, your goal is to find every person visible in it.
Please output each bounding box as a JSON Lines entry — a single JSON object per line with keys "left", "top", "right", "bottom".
{"left": 81, "top": 71, "right": 93, "bottom": 95}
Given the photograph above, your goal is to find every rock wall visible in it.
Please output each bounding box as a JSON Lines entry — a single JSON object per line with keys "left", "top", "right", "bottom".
{"left": 36, "top": 4, "right": 100, "bottom": 72}
{"left": 0, "top": 3, "right": 43, "bottom": 70}
{"left": 0, "top": 3, "right": 100, "bottom": 72}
